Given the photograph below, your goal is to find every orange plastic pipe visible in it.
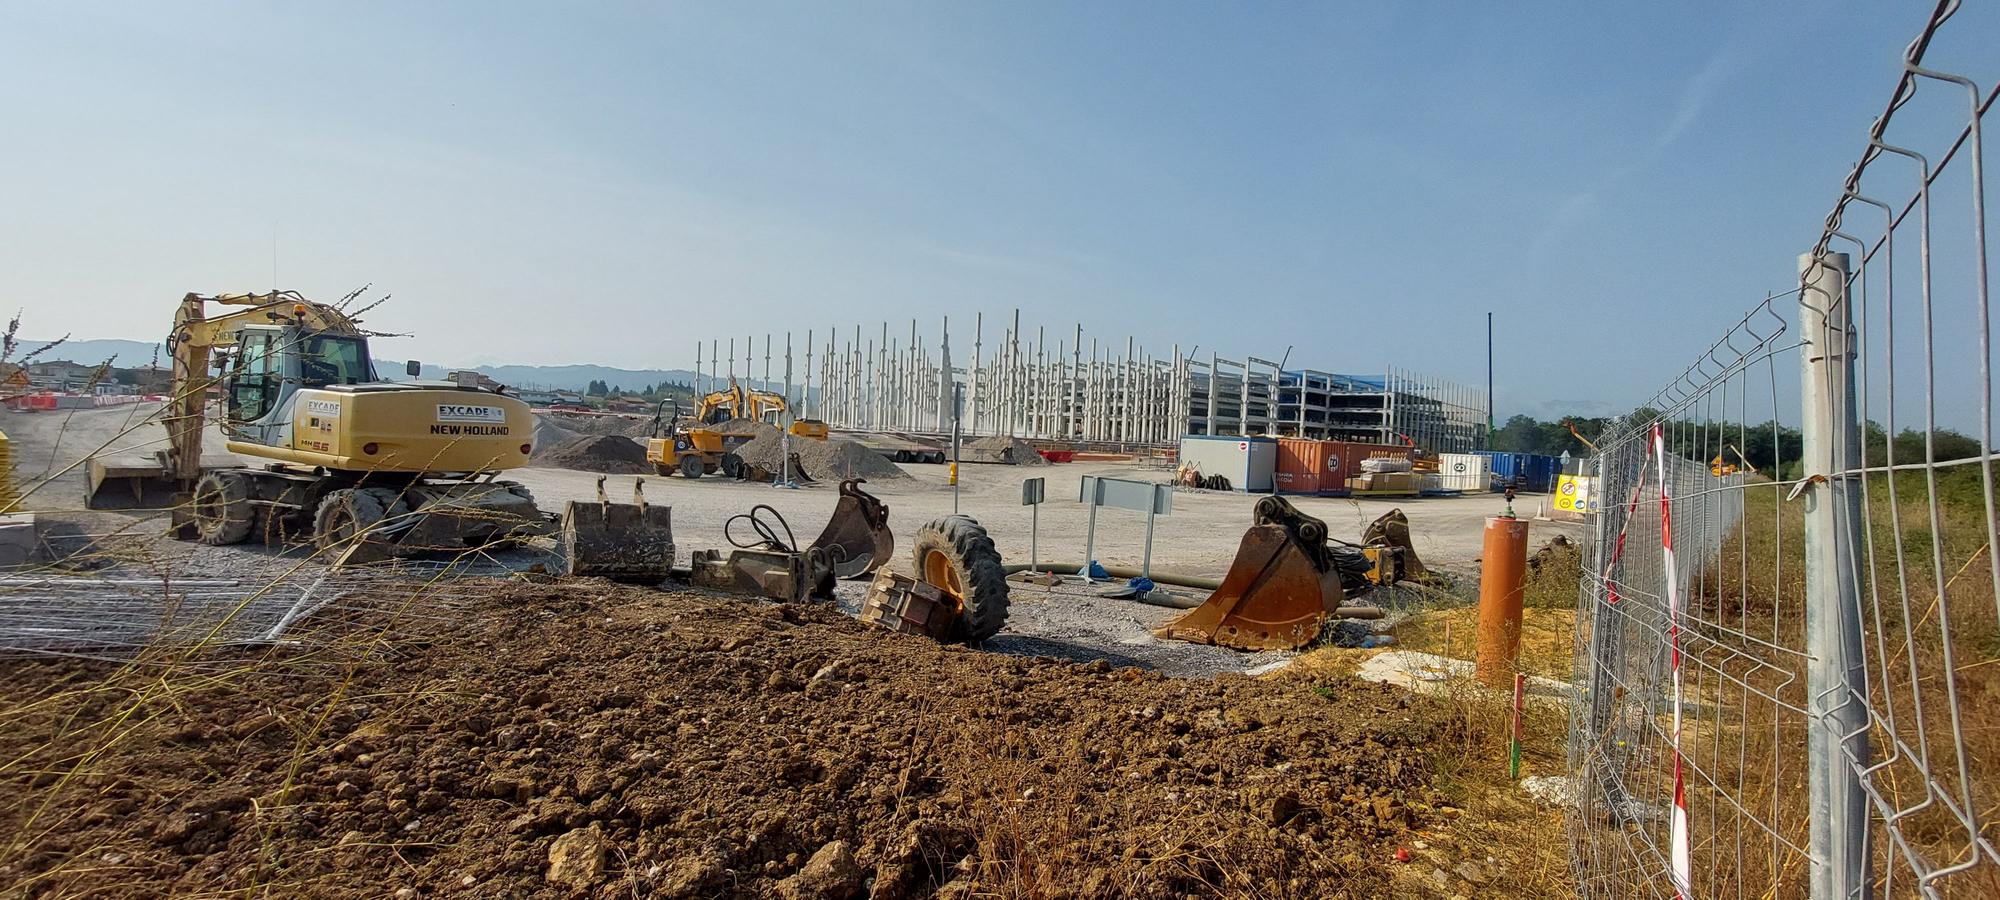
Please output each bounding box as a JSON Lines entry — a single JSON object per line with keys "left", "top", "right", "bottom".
{"left": 1476, "top": 515, "right": 1531, "bottom": 688}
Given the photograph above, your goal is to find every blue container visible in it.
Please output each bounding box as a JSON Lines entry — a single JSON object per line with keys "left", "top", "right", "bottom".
{"left": 1477, "top": 451, "right": 1560, "bottom": 493}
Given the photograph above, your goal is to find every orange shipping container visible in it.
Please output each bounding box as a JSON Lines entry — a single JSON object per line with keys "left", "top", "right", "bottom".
{"left": 1278, "top": 439, "right": 1414, "bottom": 495}
{"left": 1275, "top": 438, "right": 1334, "bottom": 495}
{"left": 1323, "top": 441, "right": 1412, "bottom": 495}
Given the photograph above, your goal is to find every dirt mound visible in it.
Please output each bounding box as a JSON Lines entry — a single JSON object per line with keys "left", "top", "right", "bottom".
{"left": 966, "top": 435, "right": 1049, "bottom": 466}
{"left": 0, "top": 582, "right": 1441, "bottom": 898}
{"left": 536, "top": 434, "right": 651, "bottom": 474}
{"left": 735, "top": 433, "right": 910, "bottom": 482}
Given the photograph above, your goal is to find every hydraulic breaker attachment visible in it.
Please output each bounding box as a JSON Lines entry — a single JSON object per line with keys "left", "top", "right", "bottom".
{"left": 1361, "top": 508, "right": 1427, "bottom": 581}
{"left": 562, "top": 476, "right": 675, "bottom": 584}
{"left": 809, "top": 479, "right": 893, "bottom": 579}
{"left": 688, "top": 503, "right": 836, "bottom": 603}
{"left": 690, "top": 545, "right": 835, "bottom": 604}
{"left": 1155, "top": 495, "right": 1347, "bottom": 651}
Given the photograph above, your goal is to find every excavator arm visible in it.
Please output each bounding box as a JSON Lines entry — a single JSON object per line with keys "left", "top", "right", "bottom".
{"left": 1563, "top": 419, "right": 1601, "bottom": 455}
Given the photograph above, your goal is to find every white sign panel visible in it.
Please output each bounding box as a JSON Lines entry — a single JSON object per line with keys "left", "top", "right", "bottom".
{"left": 437, "top": 404, "right": 506, "bottom": 423}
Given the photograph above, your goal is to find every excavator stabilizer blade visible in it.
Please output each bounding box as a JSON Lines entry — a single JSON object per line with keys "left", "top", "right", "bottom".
{"left": 809, "top": 479, "right": 893, "bottom": 579}
{"left": 84, "top": 454, "right": 188, "bottom": 511}
{"left": 1155, "top": 495, "right": 1347, "bottom": 652}
{"left": 562, "top": 488, "right": 675, "bottom": 584}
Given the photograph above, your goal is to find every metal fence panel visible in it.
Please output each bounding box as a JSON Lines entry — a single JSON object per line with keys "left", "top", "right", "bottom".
{"left": 1569, "top": 3, "right": 1999, "bottom": 896}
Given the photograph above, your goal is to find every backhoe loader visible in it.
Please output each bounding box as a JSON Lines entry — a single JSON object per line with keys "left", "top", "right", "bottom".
{"left": 86, "top": 291, "right": 671, "bottom": 577}
{"left": 646, "top": 378, "right": 827, "bottom": 478}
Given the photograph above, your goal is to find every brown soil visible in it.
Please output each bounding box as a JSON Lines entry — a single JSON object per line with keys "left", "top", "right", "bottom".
{"left": 0, "top": 582, "right": 1440, "bottom": 898}
{"left": 537, "top": 434, "right": 651, "bottom": 474}
{"left": 735, "top": 433, "right": 911, "bottom": 483}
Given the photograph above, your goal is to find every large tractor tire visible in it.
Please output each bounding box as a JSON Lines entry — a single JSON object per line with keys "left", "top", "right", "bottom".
{"left": 720, "top": 452, "right": 745, "bottom": 480}
{"left": 191, "top": 471, "right": 256, "bottom": 546}
{"left": 912, "top": 516, "right": 1009, "bottom": 642}
{"left": 314, "top": 488, "right": 392, "bottom": 561}
{"left": 680, "top": 454, "right": 705, "bottom": 479}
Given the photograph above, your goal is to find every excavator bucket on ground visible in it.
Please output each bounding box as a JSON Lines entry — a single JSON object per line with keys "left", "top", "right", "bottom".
{"left": 1361, "top": 508, "right": 1427, "bottom": 581}
{"left": 808, "top": 479, "right": 894, "bottom": 578}
{"left": 562, "top": 477, "right": 675, "bottom": 584}
{"left": 1155, "top": 496, "right": 1347, "bottom": 651}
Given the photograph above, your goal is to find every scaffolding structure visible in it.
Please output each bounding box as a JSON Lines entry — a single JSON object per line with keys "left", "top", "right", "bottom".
{"left": 689, "top": 313, "right": 1486, "bottom": 451}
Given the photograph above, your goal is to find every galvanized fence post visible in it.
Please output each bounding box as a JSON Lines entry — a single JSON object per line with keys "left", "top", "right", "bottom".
{"left": 1797, "top": 250, "right": 1873, "bottom": 899}
{"left": 1583, "top": 443, "right": 1624, "bottom": 775}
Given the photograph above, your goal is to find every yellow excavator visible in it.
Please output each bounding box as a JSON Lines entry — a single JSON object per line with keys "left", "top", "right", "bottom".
{"left": 646, "top": 377, "right": 826, "bottom": 478}
{"left": 85, "top": 291, "right": 671, "bottom": 577}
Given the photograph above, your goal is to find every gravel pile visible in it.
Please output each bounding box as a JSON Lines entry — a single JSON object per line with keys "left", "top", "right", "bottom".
{"left": 530, "top": 418, "right": 579, "bottom": 460}
{"left": 536, "top": 434, "right": 651, "bottom": 474}
{"left": 734, "top": 432, "right": 910, "bottom": 482}
{"left": 546, "top": 413, "right": 653, "bottom": 439}
{"left": 711, "top": 419, "right": 776, "bottom": 437}
{"left": 966, "top": 435, "right": 1049, "bottom": 466}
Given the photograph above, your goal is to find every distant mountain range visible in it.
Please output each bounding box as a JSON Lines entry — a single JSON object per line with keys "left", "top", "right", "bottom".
{"left": 18, "top": 338, "right": 775, "bottom": 394}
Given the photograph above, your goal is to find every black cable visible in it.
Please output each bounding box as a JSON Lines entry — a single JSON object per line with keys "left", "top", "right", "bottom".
{"left": 724, "top": 504, "right": 797, "bottom": 552}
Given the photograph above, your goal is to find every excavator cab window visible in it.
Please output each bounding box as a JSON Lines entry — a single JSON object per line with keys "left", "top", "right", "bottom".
{"left": 299, "top": 334, "right": 375, "bottom": 387}
{"left": 227, "top": 332, "right": 279, "bottom": 422}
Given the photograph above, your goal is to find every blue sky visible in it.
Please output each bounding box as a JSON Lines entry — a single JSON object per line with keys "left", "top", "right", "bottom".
{"left": 4, "top": 2, "right": 1992, "bottom": 421}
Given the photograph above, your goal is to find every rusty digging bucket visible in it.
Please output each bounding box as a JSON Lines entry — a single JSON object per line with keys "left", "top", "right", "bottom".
{"left": 1155, "top": 495, "right": 1347, "bottom": 652}
{"left": 562, "top": 476, "right": 675, "bottom": 584}
{"left": 808, "top": 479, "right": 894, "bottom": 579}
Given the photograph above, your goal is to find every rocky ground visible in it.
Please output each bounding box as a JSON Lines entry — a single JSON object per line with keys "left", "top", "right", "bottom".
{"left": 1, "top": 580, "right": 1445, "bottom": 899}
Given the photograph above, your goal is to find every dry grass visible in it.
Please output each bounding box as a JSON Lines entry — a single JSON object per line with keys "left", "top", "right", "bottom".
{"left": 1282, "top": 540, "right": 1588, "bottom": 898}
{"left": 1579, "top": 468, "right": 2000, "bottom": 897}
{"left": 1392, "top": 605, "right": 1576, "bottom": 682}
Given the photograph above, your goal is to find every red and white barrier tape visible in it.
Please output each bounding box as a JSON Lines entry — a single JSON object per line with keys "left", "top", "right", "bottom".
{"left": 1651, "top": 422, "right": 1692, "bottom": 899}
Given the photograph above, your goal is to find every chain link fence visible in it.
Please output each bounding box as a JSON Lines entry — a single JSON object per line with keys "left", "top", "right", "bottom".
{"left": 1568, "top": 2, "right": 1998, "bottom": 896}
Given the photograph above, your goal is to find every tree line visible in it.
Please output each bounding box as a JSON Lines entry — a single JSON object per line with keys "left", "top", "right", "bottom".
{"left": 585, "top": 379, "right": 696, "bottom": 401}
{"left": 1492, "top": 413, "right": 1985, "bottom": 478}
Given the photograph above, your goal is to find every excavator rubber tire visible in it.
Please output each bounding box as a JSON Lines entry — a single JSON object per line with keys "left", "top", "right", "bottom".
{"left": 680, "top": 455, "right": 704, "bottom": 479}
{"left": 314, "top": 487, "right": 390, "bottom": 561}
{"left": 191, "top": 471, "right": 256, "bottom": 546}
{"left": 912, "top": 516, "right": 1009, "bottom": 642}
